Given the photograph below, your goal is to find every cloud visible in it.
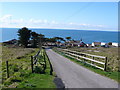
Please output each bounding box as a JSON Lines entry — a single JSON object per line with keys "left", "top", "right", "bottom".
{"left": 80, "top": 24, "right": 90, "bottom": 26}
{"left": 0, "top": 14, "right": 12, "bottom": 24}
{"left": 0, "top": 14, "right": 117, "bottom": 31}
{"left": 0, "top": 15, "right": 12, "bottom": 20}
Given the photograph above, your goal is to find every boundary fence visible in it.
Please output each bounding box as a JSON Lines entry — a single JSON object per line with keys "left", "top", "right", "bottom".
{"left": 56, "top": 48, "right": 107, "bottom": 71}
{"left": 5, "top": 49, "right": 53, "bottom": 79}
{"left": 31, "top": 49, "right": 53, "bottom": 75}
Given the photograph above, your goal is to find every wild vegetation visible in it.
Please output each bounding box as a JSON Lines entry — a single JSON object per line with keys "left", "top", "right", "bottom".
{"left": 1, "top": 44, "right": 56, "bottom": 88}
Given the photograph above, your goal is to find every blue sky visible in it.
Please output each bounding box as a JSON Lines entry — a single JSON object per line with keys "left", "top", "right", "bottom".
{"left": 0, "top": 2, "right": 118, "bottom": 31}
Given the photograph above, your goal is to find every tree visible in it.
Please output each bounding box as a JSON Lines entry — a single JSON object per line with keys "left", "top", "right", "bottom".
{"left": 48, "top": 38, "right": 57, "bottom": 43}
{"left": 59, "top": 37, "right": 65, "bottom": 42}
{"left": 66, "top": 37, "right": 71, "bottom": 41}
{"left": 54, "top": 37, "right": 65, "bottom": 42}
{"left": 108, "top": 42, "right": 112, "bottom": 45}
{"left": 38, "top": 33, "right": 45, "bottom": 49}
{"left": 31, "top": 31, "right": 39, "bottom": 48}
{"left": 18, "top": 27, "right": 31, "bottom": 47}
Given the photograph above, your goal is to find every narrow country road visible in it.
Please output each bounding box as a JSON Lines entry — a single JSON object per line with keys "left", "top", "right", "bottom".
{"left": 46, "top": 49, "right": 118, "bottom": 88}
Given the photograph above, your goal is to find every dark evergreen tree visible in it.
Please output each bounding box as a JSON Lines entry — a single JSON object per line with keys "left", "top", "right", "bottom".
{"left": 66, "top": 37, "right": 71, "bottom": 41}
{"left": 18, "top": 27, "right": 31, "bottom": 47}
{"left": 31, "top": 31, "right": 39, "bottom": 48}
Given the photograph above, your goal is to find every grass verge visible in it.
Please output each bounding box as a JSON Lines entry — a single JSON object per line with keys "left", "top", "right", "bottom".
{"left": 2, "top": 46, "right": 56, "bottom": 88}
{"left": 17, "top": 49, "right": 56, "bottom": 88}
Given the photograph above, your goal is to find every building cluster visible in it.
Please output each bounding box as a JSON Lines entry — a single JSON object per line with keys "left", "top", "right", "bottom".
{"left": 3, "top": 39, "right": 119, "bottom": 48}
{"left": 45, "top": 40, "right": 119, "bottom": 48}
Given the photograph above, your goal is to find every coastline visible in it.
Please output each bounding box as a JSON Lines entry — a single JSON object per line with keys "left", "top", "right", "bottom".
{"left": 1, "top": 28, "right": 118, "bottom": 43}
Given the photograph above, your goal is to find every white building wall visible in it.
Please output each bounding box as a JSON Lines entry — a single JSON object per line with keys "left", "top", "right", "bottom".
{"left": 112, "top": 43, "right": 118, "bottom": 47}
{"left": 86, "top": 44, "right": 89, "bottom": 46}
{"left": 92, "top": 43, "right": 94, "bottom": 46}
{"left": 101, "top": 42, "right": 106, "bottom": 46}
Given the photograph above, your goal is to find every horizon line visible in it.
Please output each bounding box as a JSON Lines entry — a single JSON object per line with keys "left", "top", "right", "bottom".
{"left": 0, "top": 27, "right": 118, "bottom": 32}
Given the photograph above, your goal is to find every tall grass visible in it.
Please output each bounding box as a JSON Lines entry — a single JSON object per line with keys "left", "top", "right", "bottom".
{"left": 1, "top": 44, "right": 56, "bottom": 88}
{"left": 17, "top": 49, "right": 56, "bottom": 88}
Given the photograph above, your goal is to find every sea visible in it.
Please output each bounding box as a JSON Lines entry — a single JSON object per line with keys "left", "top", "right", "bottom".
{"left": 0, "top": 28, "right": 118, "bottom": 44}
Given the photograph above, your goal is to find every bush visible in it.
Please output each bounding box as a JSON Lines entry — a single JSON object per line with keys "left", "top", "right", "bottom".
{"left": 34, "top": 66, "right": 42, "bottom": 73}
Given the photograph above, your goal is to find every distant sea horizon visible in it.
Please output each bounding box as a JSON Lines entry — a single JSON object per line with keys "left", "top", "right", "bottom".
{"left": 0, "top": 28, "right": 118, "bottom": 44}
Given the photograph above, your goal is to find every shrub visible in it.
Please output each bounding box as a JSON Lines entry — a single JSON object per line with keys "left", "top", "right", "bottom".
{"left": 34, "top": 66, "right": 42, "bottom": 73}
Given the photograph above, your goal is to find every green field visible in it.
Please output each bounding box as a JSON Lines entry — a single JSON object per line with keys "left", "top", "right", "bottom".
{"left": 1, "top": 44, "right": 56, "bottom": 88}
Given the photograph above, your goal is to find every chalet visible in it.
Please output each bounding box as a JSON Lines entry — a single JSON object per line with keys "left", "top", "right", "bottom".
{"left": 78, "top": 42, "right": 87, "bottom": 47}
{"left": 92, "top": 42, "right": 101, "bottom": 47}
{"left": 71, "top": 40, "right": 80, "bottom": 47}
{"left": 44, "top": 42, "right": 57, "bottom": 46}
{"left": 101, "top": 42, "right": 106, "bottom": 46}
{"left": 65, "top": 40, "right": 81, "bottom": 47}
{"left": 86, "top": 44, "right": 92, "bottom": 47}
{"left": 112, "top": 43, "right": 119, "bottom": 47}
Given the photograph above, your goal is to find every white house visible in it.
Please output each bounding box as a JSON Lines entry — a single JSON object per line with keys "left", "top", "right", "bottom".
{"left": 112, "top": 43, "right": 119, "bottom": 47}
{"left": 101, "top": 42, "right": 106, "bottom": 46}
{"left": 86, "top": 44, "right": 92, "bottom": 47}
{"left": 92, "top": 42, "right": 101, "bottom": 47}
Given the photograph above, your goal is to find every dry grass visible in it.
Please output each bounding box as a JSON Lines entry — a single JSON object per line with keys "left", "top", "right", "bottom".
{"left": 1, "top": 44, "right": 39, "bottom": 88}
{"left": 1, "top": 44, "right": 56, "bottom": 88}
{"left": 2, "top": 45, "right": 35, "bottom": 62}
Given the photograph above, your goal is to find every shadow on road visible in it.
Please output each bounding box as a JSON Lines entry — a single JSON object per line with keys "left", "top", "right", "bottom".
{"left": 54, "top": 76, "right": 65, "bottom": 88}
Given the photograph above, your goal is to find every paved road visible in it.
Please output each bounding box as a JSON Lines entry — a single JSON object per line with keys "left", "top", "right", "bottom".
{"left": 46, "top": 49, "right": 118, "bottom": 88}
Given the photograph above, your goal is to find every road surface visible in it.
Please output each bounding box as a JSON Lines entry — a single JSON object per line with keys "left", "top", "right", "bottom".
{"left": 46, "top": 49, "right": 118, "bottom": 88}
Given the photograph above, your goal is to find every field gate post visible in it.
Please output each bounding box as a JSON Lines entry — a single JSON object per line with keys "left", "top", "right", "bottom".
{"left": 6, "top": 61, "right": 9, "bottom": 78}
{"left": 104, "top": 57, "right": 108, "bottom": 71}
{"left": 43, "top": 53, "right": 46, "bottom": 72}
{"left": 31, "top": 56, "right": 34, "bottom": 73}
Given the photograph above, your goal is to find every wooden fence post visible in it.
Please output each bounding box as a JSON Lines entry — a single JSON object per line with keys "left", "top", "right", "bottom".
{"left": 92, "top": 56, "right": 94, "bottom": 65}
{"left": 50, "top": 63, "right": 53, "bottom": 75}
{"left": 44, "top": 54, "right": 46, "bottom": 69}
{"left": 31, "top": 56, "right": 34, "bottom": 73}
{"left": 104, "top": 57, "right": 107, "bottom": 71}
{"left": 6, "top": 61, "right": 9, "bottom": 78}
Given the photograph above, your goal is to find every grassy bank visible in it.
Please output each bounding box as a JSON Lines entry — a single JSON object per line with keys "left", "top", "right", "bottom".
{"left": 53, "top": 47, "right": 120, "bottom": 82}
{"left": 17, "top": 49, "right": 56, "bottom": 88}
{"left": 1, "top": 44, "right": 56, "bottom": 88}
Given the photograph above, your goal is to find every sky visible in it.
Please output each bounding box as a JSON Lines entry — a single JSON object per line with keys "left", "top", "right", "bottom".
{"left": 0, "top": 2, "right": 118, "bottom": 31}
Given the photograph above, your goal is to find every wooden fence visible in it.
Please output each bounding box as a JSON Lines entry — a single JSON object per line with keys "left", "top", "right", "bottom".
{"left": 31, "top": 50, "right": 41, "bottom": 73}
{"left": 5, "top": 49, "right": 53, "bottom": 79}
{"left": 56, "top": 48, "right": 107, "bottom": 71}
{"left": 44, "top": 51, "right": 53, "bottom": 75}
{"left": 31, "top": 49, "right": 53, "bottom": 75}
